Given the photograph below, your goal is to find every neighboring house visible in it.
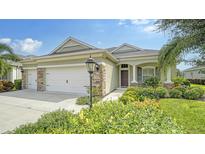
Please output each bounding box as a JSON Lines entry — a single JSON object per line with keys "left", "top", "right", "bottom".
{"left": 183, "top": 66, "right": 205, "bottom": 80}
{"left": 21, "top": 37, "right": 176, "bottom": 96}
{"left": 0, "top": 60, "right": 22, "bottom": 83}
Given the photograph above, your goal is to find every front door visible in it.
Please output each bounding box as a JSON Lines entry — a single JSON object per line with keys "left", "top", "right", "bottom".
{"left": 121, "top": 70, "right": 128, "bottom": 87}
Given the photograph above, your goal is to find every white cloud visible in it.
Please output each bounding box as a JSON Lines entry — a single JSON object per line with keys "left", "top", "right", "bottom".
{"left": 118, "top": 19, "right": 126, "bottom": 25}
{"left": 0, "top": 38, "right": 12, "bottom": 44}
{"left": 143, "top": 25, "right": 156, "bottom": 32}
{"left": 130, "top": 19, "right": 150, "bottom": 25}
{"left": 16, "top": 38, "right": 42, "bottom": 53}
{"left": 0, "top": 37, "right": 42, "bottom": 53}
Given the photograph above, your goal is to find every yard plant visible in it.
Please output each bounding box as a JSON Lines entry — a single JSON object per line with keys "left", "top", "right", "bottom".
{"left": 13, "top": 100, "right": 183, "bottom": 134}
{"left": 0, "top": 80, "right": 14, "bottom": 92}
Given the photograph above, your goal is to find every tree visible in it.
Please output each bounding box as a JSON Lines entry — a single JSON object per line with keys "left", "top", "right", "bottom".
{"left": 0, "top": 43, "right": 20, "bottom": 77}
{"left": 156, "top": 19, "right": 205, "bottom": 70}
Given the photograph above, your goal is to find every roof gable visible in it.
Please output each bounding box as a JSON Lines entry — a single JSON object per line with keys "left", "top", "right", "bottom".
{"left": 49, "top": 37, "right": 97, "bottom": 55}
{"left": 111, "top": 43, "right": 143, "bottom": 53}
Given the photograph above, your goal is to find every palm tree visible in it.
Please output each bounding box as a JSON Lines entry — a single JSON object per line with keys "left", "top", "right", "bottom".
{"left": 0, "top": 43, "right": 20, "bottom": 78}
{"left": 156, "top": 19, "right": 205, "bottom": 70}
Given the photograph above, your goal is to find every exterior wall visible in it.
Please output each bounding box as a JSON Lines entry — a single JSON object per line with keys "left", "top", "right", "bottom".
{"left": 37, "top": 68, "right": 46, "bottom": 91}
{"left": 10, "top": 66, "right": 22, "bottom": 82}
{"left": 22, "top": 69, "right": 28, "bottom": 89}
{"left": 183, "top": 70, "right": 205, "bottom": 80}
{"left": 103, "top": 59, "right": 118, "bottom": 94}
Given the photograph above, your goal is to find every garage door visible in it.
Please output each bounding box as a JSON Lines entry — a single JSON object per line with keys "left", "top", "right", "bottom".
{"left": 27, "top": 69, "right": 37, "bottom": 89}
{"left": 46, "top": 66, "right": 89, "bottom": 94}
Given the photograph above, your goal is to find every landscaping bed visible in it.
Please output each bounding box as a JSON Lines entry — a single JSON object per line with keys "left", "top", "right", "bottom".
{"left": 13, "top": 99, "right": 183, "bottom": 134}
{"left": 11, "top": 77, "right": 205, "bottom": 134}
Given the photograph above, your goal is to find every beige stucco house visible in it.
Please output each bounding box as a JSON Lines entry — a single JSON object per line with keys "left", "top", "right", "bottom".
{"left": 183, "top": 66, "right": 205, "bottom": 80}
{"left": 21, "top": 37, "right": 176, "bottom": 96}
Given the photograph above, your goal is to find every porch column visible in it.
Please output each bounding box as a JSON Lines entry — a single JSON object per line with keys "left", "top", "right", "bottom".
{"left": 165, "top": 66, "right": 172, "bottom": 83}
{"left": 131, "top": 65, "right": 137, "bottom": 83}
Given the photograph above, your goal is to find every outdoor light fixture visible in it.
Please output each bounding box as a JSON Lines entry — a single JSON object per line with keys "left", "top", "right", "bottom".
{"left": 20, "top": 66, "right": 24, "bottom": 73}
{"left": 85, "top": 55, "right": 99, "bottom": 109}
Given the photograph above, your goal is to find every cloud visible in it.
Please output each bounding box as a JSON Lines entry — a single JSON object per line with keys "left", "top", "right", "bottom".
{"left": 0, "top": 38, "right": 12, "bottom": 44}
{"left": 130, "top": 19, "right": 151, "bottom": 25}
{"left": 0, "top": 37, "right": 42, "bottom": 53}
{"left": 118, "top": 19, "right": 127, "bottom": 25}
{"left": 118, "top": 19, "right": 152, "bottom": 26}
{"left": 143, "top": 25, "right": 156, "bottom": 32}
{"left": 15, "top": 38, "right": 42, "bottom": 53}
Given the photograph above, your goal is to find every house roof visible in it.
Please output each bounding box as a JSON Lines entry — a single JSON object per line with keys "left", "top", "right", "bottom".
{"left": 49, "top": 36, "right": 97, "bottom": 55}
{"left": 23, "top": 37, "right": 159, "bottom": 62}
{"left": 183, "top": 66, "right": 205, "bottom": 72}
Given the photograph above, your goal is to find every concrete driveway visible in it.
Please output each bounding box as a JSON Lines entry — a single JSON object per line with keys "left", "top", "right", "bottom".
{"left": 0, "top": 90, "right": 87, "bottom": 133}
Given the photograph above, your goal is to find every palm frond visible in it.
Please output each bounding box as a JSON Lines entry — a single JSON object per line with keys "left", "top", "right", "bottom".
{"left": 0, "top": 43, "right": 13, "bottom": 54}
{"left": 0, "top": 59, "right": 11, "bottom": 77}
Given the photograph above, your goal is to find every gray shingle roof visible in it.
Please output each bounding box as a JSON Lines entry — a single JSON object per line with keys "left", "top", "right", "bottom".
{"left": 111, "top": 49, "right": 159, "bottom": 59}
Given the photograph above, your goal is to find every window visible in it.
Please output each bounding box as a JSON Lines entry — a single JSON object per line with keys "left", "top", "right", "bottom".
{"left": 142, "top": 68, "right": 155, "bottom": 81}
{"left": 121, "top": 64, "right": 128, "bottom": 68}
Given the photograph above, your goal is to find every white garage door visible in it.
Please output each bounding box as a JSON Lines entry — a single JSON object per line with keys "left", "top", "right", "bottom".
{"left": 27, "top": 69, "right": 37, "bottom": 89}
{"left": 46, "top": 66, "right": 89, "bottom": 94}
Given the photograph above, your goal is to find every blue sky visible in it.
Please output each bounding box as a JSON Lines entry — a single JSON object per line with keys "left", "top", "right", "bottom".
{"left": 0, "top": 19, "right": 191, "bottom": 70}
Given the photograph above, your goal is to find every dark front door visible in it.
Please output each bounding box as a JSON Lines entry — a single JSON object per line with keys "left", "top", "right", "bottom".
{"left": 121, "top": 70, "right": 128, "bottom": 87}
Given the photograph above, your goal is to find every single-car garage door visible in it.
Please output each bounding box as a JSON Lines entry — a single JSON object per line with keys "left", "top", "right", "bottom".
{"left": 46, "top": 66, "right": 89, "bottom": 94}
{"left": 27, "top": 69, "right": 37, "bottom": 89}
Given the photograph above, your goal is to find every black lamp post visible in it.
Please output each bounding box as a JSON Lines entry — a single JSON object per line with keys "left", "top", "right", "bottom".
{"left": 85, "top": 56, "right": 99, "bottom": 109}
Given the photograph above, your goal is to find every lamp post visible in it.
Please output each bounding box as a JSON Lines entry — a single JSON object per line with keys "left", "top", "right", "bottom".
{"left": 85, "top": 56, "right": 99, "bottom": 109}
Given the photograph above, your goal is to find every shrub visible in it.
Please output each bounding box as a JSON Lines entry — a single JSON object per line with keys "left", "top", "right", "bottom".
{"left": 13, "top": 100, "right": 183, "bottom": 134}
{"left": 169, "top": 89, "right": 182, "bottom": 98}
{"left": 140, "top": 87, "right": 157, "bottom": 100}
{"left": 0, "top": 82, "right": 4, "bottom": 92}
{"left": 144, "top": 77, "right": 160, "bottom": 88}
{"left": 76, "top": 96, "right": 101, "bottom": 105}
{"left": 0, "top": 80, "right": 14, "bottom": 92}
{"left": 184, "top": 88, "right": 201, "bottom": 100}
{"left": 120, "top": 87, "right": 161, "bottom": 103}
{"left": 155, "top": 87, "right": 168, "bottom": 98}
{"left": 14, "top": 79, "right": 22, "bottom": 90}
{"left": 172, "top": 86, "right": 186, "bottom": 97}
{"left": 173, "top": 77, "right": 190, "bottom": 87}
{"left": 190, "top": 87, "right": 204, "bottom": 98}
{"left": 119, "top": 89, "right": 138, "bottom": 104}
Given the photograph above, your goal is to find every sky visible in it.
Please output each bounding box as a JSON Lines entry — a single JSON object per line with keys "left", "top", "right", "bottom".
{"left": 0, "top": 19, "right": 192, "bottom": 70}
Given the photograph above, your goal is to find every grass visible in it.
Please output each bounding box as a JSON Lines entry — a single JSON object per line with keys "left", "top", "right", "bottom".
{"left": 191, "top": 84, "right": 205, "bottom": 90}
{"left": 160, "top": 98, "right": 205, "bottom": 134}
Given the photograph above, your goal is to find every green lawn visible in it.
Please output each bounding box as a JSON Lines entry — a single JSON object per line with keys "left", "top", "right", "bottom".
{"left": 160, "top": 98, "right": 205, "bottom": 134}
{"left": 191, "top": 84, "right": 205, "bottom": 90}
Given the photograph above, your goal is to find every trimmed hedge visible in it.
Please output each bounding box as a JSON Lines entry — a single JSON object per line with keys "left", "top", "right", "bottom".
{"left": 13, "top": 100, "right": 183, "bottom": 134}
{"left": 170, "top": 86, "right": 204, "bottom": 100}
{"left": 14, "top": 79, "right": 22, "bottom": 90}
{"left": 183, "top": 88, "right": 201, "bottom": 100}
{"left": 119, "top": 86, "right": 168, "bottom": 104}
{"left": 169, "top": 89, "right": 182, "bottom": 98}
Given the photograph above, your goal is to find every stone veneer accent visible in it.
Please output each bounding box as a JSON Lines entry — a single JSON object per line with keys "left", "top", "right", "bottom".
{"left": 22, "top": 69, "right": 28, "bottom": 89}
{"left": 37, "top": 68, "right": 46, "bottom": 91}
{"left": 92, "top": 64, "right": 106, "bottom": 96}
{"left": 164, "top": 82, "right": 174, "bottom": 89}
